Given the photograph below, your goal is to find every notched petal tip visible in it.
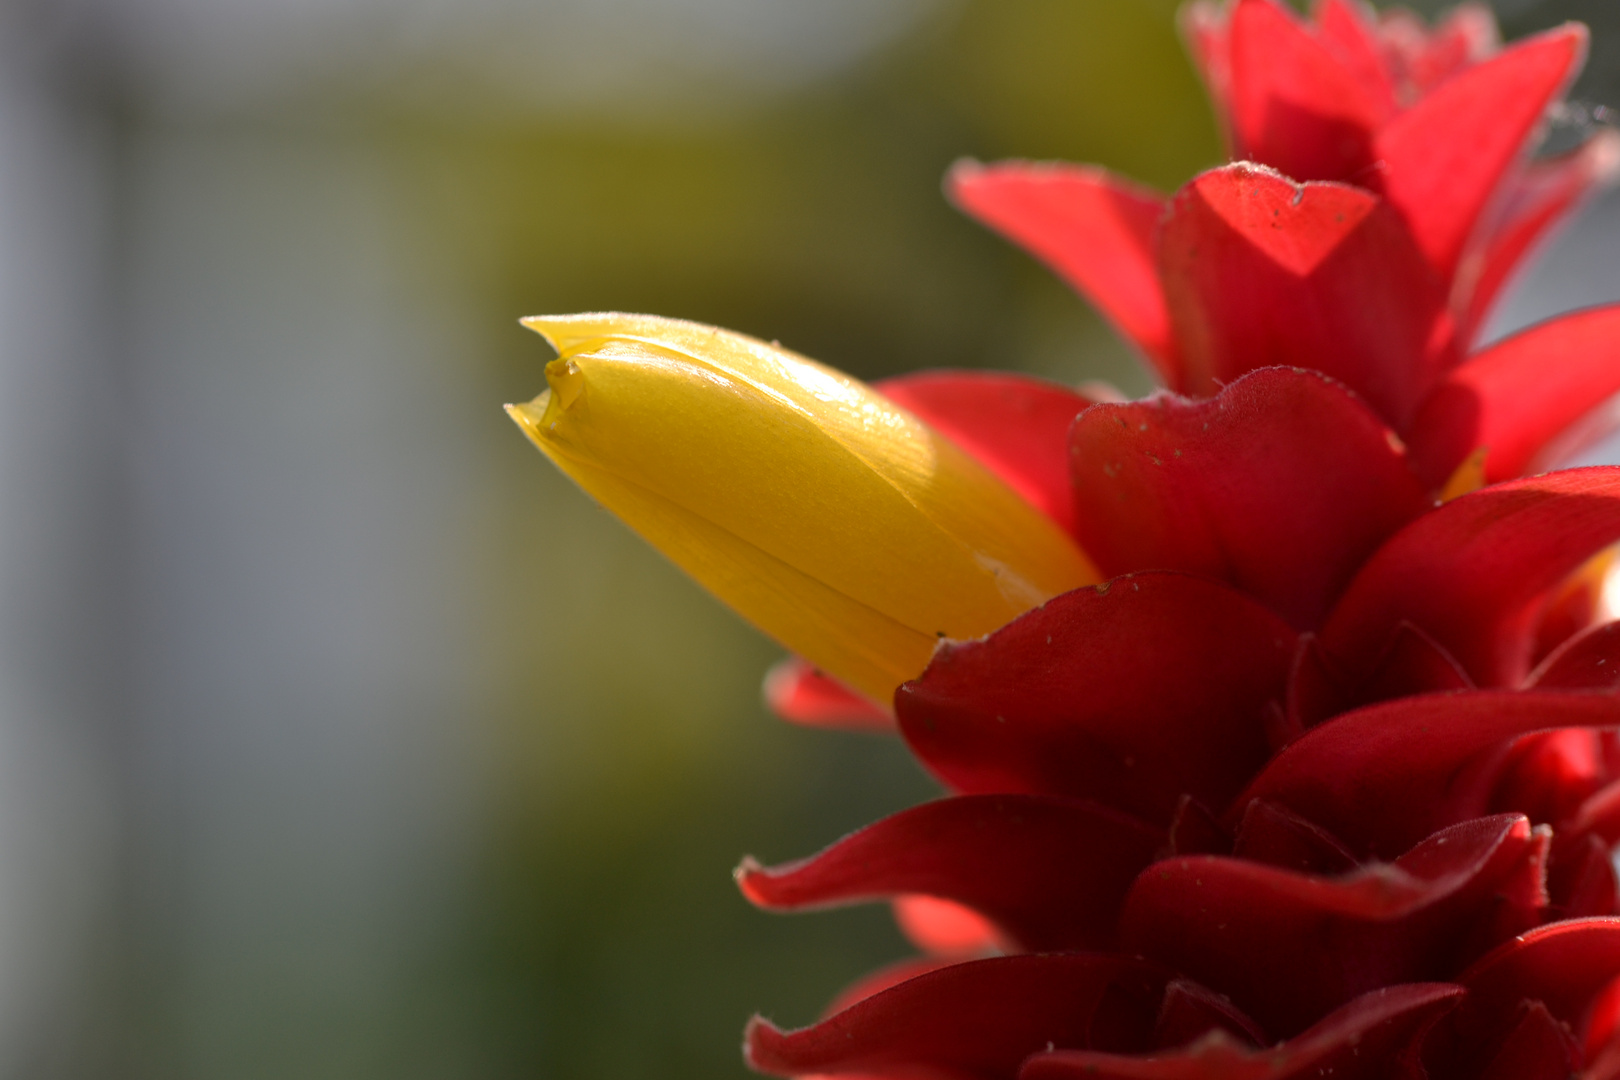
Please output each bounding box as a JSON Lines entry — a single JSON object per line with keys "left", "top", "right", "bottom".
{"left": 544, "top": 358, "right": 585, "bottom": 411}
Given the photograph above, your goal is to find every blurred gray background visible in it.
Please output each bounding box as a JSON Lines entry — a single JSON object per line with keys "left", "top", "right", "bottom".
{"left": 0, "top": 0, "right": 1613, "bottom": 1076}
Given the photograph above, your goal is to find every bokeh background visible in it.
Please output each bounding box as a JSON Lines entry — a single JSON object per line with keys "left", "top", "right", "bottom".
{"left": 0, "top": 0, "right": 1616, "bottom": 1076}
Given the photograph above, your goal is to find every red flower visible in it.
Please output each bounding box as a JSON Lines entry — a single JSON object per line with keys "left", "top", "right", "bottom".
{"left": 739, "top": 2, "right": 1620, "bottom": 1078}
{"left": 948, "top": 0, "right": 1620, "bottom": 485}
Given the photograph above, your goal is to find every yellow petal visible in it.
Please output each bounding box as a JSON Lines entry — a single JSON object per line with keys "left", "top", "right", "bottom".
{"left": 507, "top": 312, "right": 1099, "bottom": 704}
{"left": 1439, "top": 445, "right": 1489, "bottom": 502}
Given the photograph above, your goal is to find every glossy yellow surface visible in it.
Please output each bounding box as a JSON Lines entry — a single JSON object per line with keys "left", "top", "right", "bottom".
{"left": 508, "top": 313, "right": 1099, "bottom": 703}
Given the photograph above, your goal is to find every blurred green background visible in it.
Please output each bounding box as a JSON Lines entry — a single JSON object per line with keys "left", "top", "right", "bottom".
{"left": 0, "top": 1, "right": 1613, "bottom": 1077}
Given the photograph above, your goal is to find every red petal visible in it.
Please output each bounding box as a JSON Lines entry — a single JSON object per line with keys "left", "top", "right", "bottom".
{"left": 1287, "top": 624, "right": 1478, "bottom": 732}
{"left": 1372, "top": 25, "right": 1588, "bottom": 284}
{"left": 1231, "top": 799, "right": 1357, "bottom": 874}
{"left": 1180, "top": 2, "right": 1234, "bottom": 149}
{"left": 1550, "top": 833, "right": 1619, "bottom": 918}
{"left": 736, "top": 794, "right": 1163, "bottom": 953}
{"left": 1068, "top": 368, "right": 1431, "bottom": 628}
{"left": 817, "top": 957, "right": 957, "bottom": 1019}
{"left": 763, "top": 657, "right": 894, "bottom": 732}
{"left": 1586, "top": 966, "right": 1620, "bottom": 1059}
{"left": 1491, "top": 728, "right": 1608, "bottom": 827}
{"left": 745, "top": 954, "right": 1168, "bottom": 1078}
{"left": 1285, "top": 634, "right": 1349, "bottom": 731}
{"left": 1460, "top": 132, "right": 1620, "bottom": 339}
{"left": 1153, "top": 980, "right": 1267, "bottom": 1051}
{"left": 1467, "top": 821, "right": 1552, "bottom": 947}
{"left": 1157, "top": 164, "right": 1455, "bottom": 429}
{"left": 1021, "top": 984, "right": 1462, "bottom": 1080}
{"left": 1476, "top": 1001, "right": 1581, "bottom": 1080}
{"left": 1235, "top": 690, "right": 1620, "bottom": 858}
{"left": 1532, "top": 621, "right": 1620, "bottom": 691}
{"left": 1387, "top": 3, "right": 1499, "bottom": 96}
{"left": 947, "top": 161, "right": 1176, "bottom": 385}
{"left": 1167, "top": 796, "right": 1230, "bottom": 858}
{"left": 1355, "top": 622, "right": 1475, "bottom": 704}
{"left": 878, "top": 370, "right": 1093, "bottom": 537}
{"left": 1408, "top": 306, "right": 1620, "bottom": 487}
{"left": 891, "top": 895, "right": 1001, "bottom": 956}
{"left": 897, "top": 572, "right": 1295, "bottom": 826}
{"left": 1226, "top": 0, "right": 1387, "bottom": 182}
{"left": 1569, "top": 779, "right": 1620, "bottom": 848}
{"left": 1448, "top": 919, "right": 1620, "bottom": 1065}
{"left": 1589, "top": 1042, "right": 1620, "bottom": 1080}
{"left": 1120, "top": 815, "right": 1536, "bottom": 1036}
{"left": 1529, "top": 551, "right": 1609, "bottom": 668}
{"left": 1322, "top": 468, "right": 1620, "bottom": 687}
{"left": 1314, "top": 0, "right": 1399, "bottom": 118}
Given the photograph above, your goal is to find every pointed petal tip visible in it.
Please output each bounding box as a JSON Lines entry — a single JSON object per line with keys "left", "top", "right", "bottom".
{"left": 517, "top": 314, "right": 566, "bottom": 352}
{"left": 742, "top": 1014, "right": 790, "bottom": 1074}
{"left": 942, "top": 156, "right": 984, "bottom": 191}
{"left": 1532, "top": 19, "right": 1589, "bottom": 86}
{"left": 1590, "top": 127, "right": 1620, "bottom": 184}
{"left": 504, "top": 398, "right": 549, "bottom": 444}
{"left": 734, "top": 856, "right": 774, "bottom": 905}
{"left": 519, "top": 311, "right": 690, "bottom": 356}
{"left": 763, "top": 656, "right": 894, "bottom": 731}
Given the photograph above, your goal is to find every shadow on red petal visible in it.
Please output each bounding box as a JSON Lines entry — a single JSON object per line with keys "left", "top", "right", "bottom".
{"left": 1231, "top": 798, "right": 1357, "bottom": 874}
{"left": 1167, "top": 796, "right": 1231, "bottom": 858}
{"left": 1531, "top": 618, "right": 1620, "bottom": 692}
{"left": 1020, "top": 983, "right": 1461, "bottom": 1080}
{"left": 1068, "top": 367, "right": 1430, "bottom": 629}
{"left": 736, "top": 794, "right": 1163, "bottom": 954}
{"left": 1430, "top": 918, "right": 1620, "bottom": 1076}
{"left": 1153, "top": 980, "right": 1266, "bottom": 1051}
{"left": 744, "top": 954, "right": 1167, "bottom": 1080}
{"left": 1475, "top": 1001, "right": 1582, "bottom": 1080}
{"left": 1354, "top": 621, "right": 1475, "bottom": 705}
{"left": 1549, "top": 833, "right": 1620, "bottom": 919}
{"left": 897, "top": 572, "right": 1294, "bottom": 827}
{"left": 1235, "top": 690, "right": 1620, "bottom": 858}
{"left": 1120, "top": 814, "right": 1540, "bottom": 1037}
{"left": 1408, "top": 305, "right": 1620, "bottom": 488}
{"left": 1322, "top": 467, "right": 1620, "bottom": 688}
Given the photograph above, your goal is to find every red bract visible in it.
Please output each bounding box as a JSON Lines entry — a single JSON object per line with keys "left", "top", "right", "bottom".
{"left": 948, "top": 0, "right": 1620, "bottom": 485}
{"left": 743, "top": 2, "right": 1620, "bottom": 1078}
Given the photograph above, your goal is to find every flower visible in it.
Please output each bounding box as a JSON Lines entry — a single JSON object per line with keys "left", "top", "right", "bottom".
{"left": 948, "top": 0, "right": 1620, "bottom": 485}
{"left": 510, "top": 1, "right": 1620, "bottom": 1076}
{"left": 769, "top": 0, "right": 1620, "bottom": 727}
{"left": 507, "top": 313, "right": 1096, "bottom": 704}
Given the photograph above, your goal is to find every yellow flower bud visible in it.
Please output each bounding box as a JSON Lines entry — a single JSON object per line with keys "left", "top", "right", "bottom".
{"left": 507, "top": 313, "right": 1099, "bottom": 705}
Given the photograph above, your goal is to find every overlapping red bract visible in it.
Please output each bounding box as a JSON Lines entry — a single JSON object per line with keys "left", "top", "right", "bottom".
{"left": 744, "top": 1, "right": 1620, "bottom": 1077}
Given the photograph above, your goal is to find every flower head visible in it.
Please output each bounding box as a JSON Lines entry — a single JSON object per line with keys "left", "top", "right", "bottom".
{"left": 510, "top": 2, "right": 1620, "bottom": 1076}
